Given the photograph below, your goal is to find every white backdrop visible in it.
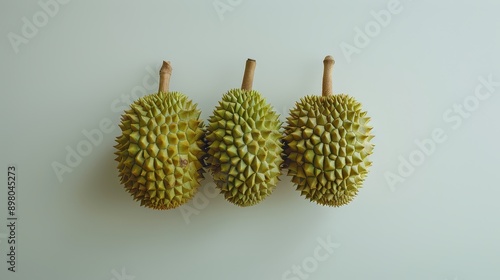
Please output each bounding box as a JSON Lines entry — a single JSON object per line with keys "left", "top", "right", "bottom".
{"left": 1, "top": 1, "right": 500, "bottom": 279}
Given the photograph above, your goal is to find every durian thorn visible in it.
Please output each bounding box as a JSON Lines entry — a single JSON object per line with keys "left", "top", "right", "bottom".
{"left": 241, "top": 58, "right": 256, "bottom": 91}
{"left": 158, "top": 60, "right": 173, "bottom": 93}
{"left": 322, "top": 55, "right": 335, "bottom": 96}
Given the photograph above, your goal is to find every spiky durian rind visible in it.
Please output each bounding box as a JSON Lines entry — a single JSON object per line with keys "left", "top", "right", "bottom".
{"left": 283, "top": 94, "right": 374, "bottom": 207}
{"left": 114, "top": 91, "right": 205, "bottom": 210}
{"left": 206, "top": 89, "right": 283, "bottom": 207}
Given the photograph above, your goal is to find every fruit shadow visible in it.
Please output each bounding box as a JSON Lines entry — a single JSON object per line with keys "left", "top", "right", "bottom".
{"left": 80, "top": 143, "right": 328, "bottom": 240}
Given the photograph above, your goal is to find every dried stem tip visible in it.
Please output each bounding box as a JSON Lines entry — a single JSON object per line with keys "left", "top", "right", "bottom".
{"left": 241, "top": 59, "right": 256, "bottom": 91}
{"left": 158, "top": 60, "right": 173, "bottom": 93}
{"left": 322, "top": 55, "right": 335, "bottom": 96}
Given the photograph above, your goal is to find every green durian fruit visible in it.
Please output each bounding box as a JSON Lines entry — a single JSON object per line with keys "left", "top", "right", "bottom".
{"left": 114, "top": 61, "right": 205, "bottom": 210}
{"left": 206, "top": 59, "right": 283, "bottom": 207}
{"left": 283, "top": 56, "right": 374, "bottom": 207}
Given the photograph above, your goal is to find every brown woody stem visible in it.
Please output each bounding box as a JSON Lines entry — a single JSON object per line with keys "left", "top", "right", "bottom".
{"left": 241, "top": 59, "right": 256, "bottom": 90}
{"left": 322, "top": 55, "right": 335, "bottom": 96}
{"left": 158, "top": 61, "right": 172, "bottom": 93}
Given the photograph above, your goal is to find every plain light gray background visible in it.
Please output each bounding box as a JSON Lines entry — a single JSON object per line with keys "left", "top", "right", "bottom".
{"left": 1, "top": 0, "right": 500, "bottom": 279}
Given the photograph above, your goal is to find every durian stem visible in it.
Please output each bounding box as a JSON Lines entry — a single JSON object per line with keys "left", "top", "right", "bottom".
{"left": 322, "top": 55, "right": 335, "bottom": 96}
{"left": 241, "top": 59, "right": 256, "bottom": 91}
{"left": 158, "top": 61, "right": 173, "bottom": 93}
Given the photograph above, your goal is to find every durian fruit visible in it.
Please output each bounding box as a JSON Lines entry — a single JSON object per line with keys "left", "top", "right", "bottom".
{"left": 114, "top": 61, "right": 205, "bottom": 210}
{"left": 206, "top": 59, "right": 283, "bottom": 207}
{"left": 283, "top": 56, "right": 374, "bottom": 207}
